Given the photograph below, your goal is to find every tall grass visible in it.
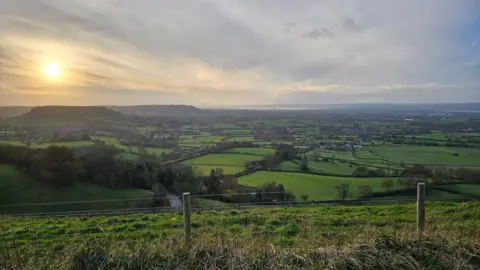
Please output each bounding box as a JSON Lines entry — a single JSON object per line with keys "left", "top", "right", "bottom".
{"left": 1, "top": 224, "right": 479, "bottom": 269}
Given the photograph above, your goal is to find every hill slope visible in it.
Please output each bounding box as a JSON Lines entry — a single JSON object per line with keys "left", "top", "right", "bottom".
{"left": 0, "top": 164, "right": 153, "bottom": 213}
{"left": 6, "top": 106, "right": 125, "bottom": 126}
{"left": 0, "top": 106, "right": 31, "bottom": 119}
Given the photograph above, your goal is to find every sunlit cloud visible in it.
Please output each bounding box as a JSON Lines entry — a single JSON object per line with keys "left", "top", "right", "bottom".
{"left": 0, "top": 0, "right": 479, "bottom": 105}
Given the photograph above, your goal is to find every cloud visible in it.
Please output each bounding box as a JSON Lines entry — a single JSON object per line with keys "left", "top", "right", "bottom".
{"left": 303, "top": 27, "right": 335, "bottom": 39}
{"left": 376, "top": 83, "right": 462, "bottom": 90}
{"left": 0, "top": 0, "right": 479, "bottom": 105}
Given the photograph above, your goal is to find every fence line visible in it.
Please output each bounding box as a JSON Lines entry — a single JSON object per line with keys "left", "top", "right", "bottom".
{"left": 3, "top": 194, "right": 474, "bottom": 218}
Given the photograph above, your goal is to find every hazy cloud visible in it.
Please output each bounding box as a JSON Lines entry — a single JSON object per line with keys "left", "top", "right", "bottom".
{"left": 0, "top": 0, "right": 479, "bottom": 105}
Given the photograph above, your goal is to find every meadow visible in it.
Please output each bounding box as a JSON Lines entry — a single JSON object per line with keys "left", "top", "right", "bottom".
{"left": 237, "top": 171, "right": 403, "bottom": 200}
{"left": 367, "top": 145, "right": 480, "bottom": 165}
{"left": 32, "top": 141, "right": 95, "bottom": 148}
{"left": 184, "top": 153, "right": 265, "bottom": 175}
{"left": 93, "top": 136, "right": 172, "bottom": 155}
{"left": 0, "top": 140, "right": 25, "bottom": 146}
{"left": 224, "top": 147, "right": 275, "bottom": 156}
{"left": 0, "top": 165, "right": 153, "bottom": 213}
{"left": 1, "top": 201, "right": 479, "bottom": 269}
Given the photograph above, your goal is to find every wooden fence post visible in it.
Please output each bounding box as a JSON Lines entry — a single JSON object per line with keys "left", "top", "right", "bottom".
{"left": 417, "top": 183, "right": 425, "bottom": 234}
{"left": 183, "top": 192, "right": 192, "bottom": 247}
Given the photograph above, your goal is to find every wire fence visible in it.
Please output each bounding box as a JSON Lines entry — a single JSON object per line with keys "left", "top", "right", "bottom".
{"left": 1, "top": 184, "right": 479, "bottom": 268}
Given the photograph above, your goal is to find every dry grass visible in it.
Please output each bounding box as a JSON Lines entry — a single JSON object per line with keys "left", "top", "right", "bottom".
{"left": 1, "top": 223, "right": 479, "bottom": 270}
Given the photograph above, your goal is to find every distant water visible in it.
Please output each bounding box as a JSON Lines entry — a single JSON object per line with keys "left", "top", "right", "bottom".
{"left": 216, "top": 106, "right": 315, "bottom": 110}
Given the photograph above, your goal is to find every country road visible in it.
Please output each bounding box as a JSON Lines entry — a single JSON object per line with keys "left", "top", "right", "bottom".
{"left": 166, "top": 193, "right": 182, "bottom": 209}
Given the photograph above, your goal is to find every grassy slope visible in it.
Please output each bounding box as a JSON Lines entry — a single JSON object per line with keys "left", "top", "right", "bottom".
{"left": 0, "top": 164, "right": 153, "bottom": 213}
{"left": 2, "top": 202, "right": 479, "bottom": 269}
{"left": 237, "top": 171, "right": 401, "bottom": 200}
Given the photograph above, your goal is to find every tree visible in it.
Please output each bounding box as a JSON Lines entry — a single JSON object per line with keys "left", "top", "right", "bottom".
{"left": 397, "top": 177, "right": 415, "bottom": 188}
{"left": 352, "top": 166, "right": 369, "bottom": 177}
{"left": 374, "top": 168, "right": 386, "bottom": 177}
{"left": 381, "top": 179, "right": 394, "bottom": 192}
{"left": 301, "top": 156, "right": 309, "bottom": 172}
{"left": 358, "top": 185, "right": 373, "bottom": 197}
{"left": 335, "top": 183, "right": 350, "bottom": 200}
{"left": 301, "top": 194, "right": 309, "bottom": 201}
{"left": 432, "top": 167, "right": 449, "bottom": 185}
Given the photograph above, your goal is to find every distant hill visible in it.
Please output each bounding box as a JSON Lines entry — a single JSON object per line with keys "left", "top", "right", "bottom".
{"left": 225, "top": 103, "right": 480, "bottom": 113}
{"left": 25, "top": 106, "right": 123, "bottom": 118}
{"left": 0, "top": 106, "right": 32, "bottom": 119}
{"left": 110, "top": 105, "right": 202, "bottom": 117}
{"left": 6, "top": 106, "right": 125, "bottom": 126}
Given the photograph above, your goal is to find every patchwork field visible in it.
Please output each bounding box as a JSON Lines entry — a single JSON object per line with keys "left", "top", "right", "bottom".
{"left": 367, "top": 145, "right": 480, "bottom": 165}
{"left": 32, "top": 141, "right": 95, "bottom": 148}
{"left": 185, "top": 153, "right": 264, "bottom": 175}
{"left": 237, "top": 171, "right": 402, "bottom": 201}
{"left": 225, "top": 147, "right": 275, "bottom": 156}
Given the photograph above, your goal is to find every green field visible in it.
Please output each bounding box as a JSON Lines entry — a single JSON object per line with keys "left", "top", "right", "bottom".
{"left": 441, "top": 184, "right": 480, "bottom": 195}
{"left": 307, "top": 160, "right": 357, "bottom": 175}
{"left": 179, "top": 136, "right": 226, "bottom": 144}
{"left": 93, "top": 136, "right": 172, "bottom": 156}
{"left": 279, "top": 160, "right": 356, "bottom": 175}
{"left": 185, "top": 153, "right": 264, "bottom": 175}
{"left": 1, "top": 201, "right": 479, "bottom": 269}
{"left": 0, "top": 164, "right": 153, "bottom": 213}
{"left": 367, "top": 145, "right": 480, "bottom": 165}
{"left": 32, "top": 141, "right": 95, "bottom": 148}
{"left": 0, "top": 140, "right": 25, "bottom": 146}
{"left": 225, "top": 147, "right": 275, "bottom": 156}
{"left": 227, "top": 136, "right": 256, "bottom": 142}
{"left": 237, "top": 171, "right": 402, "bottom": 200}
{"left": 307, "top": 149, "right": 354, "bottom": 161}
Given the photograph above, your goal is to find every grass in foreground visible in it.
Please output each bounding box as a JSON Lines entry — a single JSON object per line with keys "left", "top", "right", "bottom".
{"left": 1, "top": 202, "right": 479, "bottom": 269}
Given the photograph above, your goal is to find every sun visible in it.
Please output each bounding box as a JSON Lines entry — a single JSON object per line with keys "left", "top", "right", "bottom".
{"left": 44, "top": 63, "right": 62, "bottom": 78}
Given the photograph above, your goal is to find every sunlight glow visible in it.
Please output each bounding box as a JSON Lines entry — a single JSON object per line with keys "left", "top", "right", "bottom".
{"left": 44, "top": 63, "right": 62, "bottom": 78}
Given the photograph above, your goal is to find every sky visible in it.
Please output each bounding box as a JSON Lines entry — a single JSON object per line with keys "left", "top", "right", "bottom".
{"left": 0, "top": 0, "right": 479, "bottom": 106}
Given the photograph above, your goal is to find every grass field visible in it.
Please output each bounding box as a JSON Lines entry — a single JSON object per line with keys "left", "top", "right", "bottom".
{"left": 0, "top": 140, "right": 25, "bottom": 146}
{"left": 0, "top": 164, "right": 153, "bottom": 213}
{"left": 441, "top": 184, "right": 480, "bottom": 195}
{"left": 179, "top": 136, "right": 226, "bottom": 144}
{"left": 237, "top": 172, "right": 402, "bottom": 200}
{"left": 1, "top": 201, "right": 479, "bottom": 269}
{"left": 307, "top": 149, "right": 354, "bottom": 161}
{"left": 32, "top": 141, "right": 95, "bottom": 148}
{"left": 225, "top": 147, "right": 275, "bottom": 156}
{"left": 93, "top": 136, "right": 172, "bottom": 156}
{"left": 185, "top": 153, "right": 264, "bottom": 175}
{"left": 226, "top": 136, "right": 256, "bottom": 142}
{"left": 307, "top": 160, "right": 357, "bottom": 175}
{"left": 367, "top": 145, "right": 480, "bottom": 165}
{"left": 279, "top": 160, "right": 356, "bottom": 175}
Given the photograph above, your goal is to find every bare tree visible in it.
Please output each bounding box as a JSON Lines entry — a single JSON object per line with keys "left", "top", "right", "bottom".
{"left": 335, "top": 183, "right": 351, "bottom": 200}
{"left": 381, "top": 179, "right": 394, "bottom": 192}
{"left": 358, "top": 185, "right": 373, "bottom": 197}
